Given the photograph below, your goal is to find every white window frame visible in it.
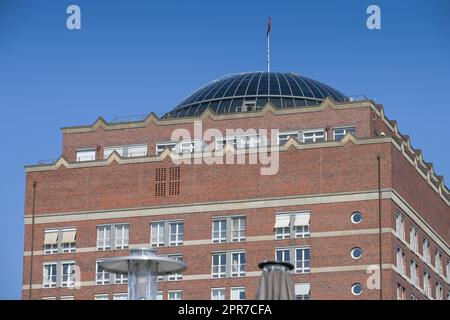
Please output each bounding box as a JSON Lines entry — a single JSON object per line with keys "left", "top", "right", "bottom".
{"left": 94, "top": 294, "right": 109, "bottom": 300}
{"left": 60, "top": 262, "right": 76, "bottom": 288}
{"left": 76, "top": 148, "right": 96, "bottom": 162}
{"left": 435, "top": 283, "right": 443, "bottom": 300}
{"left": 295, "top": 247, "right": 311, "bottom": 274}
{"left": 167, "top": 254, "right": 183, "bottom": 281}
{"left": 333, "top": 126, "right": 355, "bottom": 141}
{"left": 410, "top": 227, "right": 418, "bottom": 253}
{"left": 114, "top": 224, "right": 129, "bottom": 250}
{"left": 277, "top": 131, "right": 300, "bottom": 145}
{"left": 275, "top": 212, "right": 310, "bottom": 240}
{"left": 295, "top": 283, "right": 310, "bottom": 300}
{"left": 435, "top": 251, "right": 442, "bottom": 275}
{"left": 275, "top": 248, "right": 291, "bottom": 264}
{"left": 167, "top": 290, "right": 183, "bottom": 300}
{"left": 231, "top": 217, "right": 246, "bottom": 242}
{"left": 43, "top": 263, "right": 57, "bottom": 288}
{"left": 423, "top": 239, "right": 431, "bottom": 264}
{"left": 211, "top": 288, "right": 226, "bottom": 300}
{"left": 230, "top": 251, "right": 246, "bottom": 277}
{"left": 95, "top": 261, "right": 110, "bottom": 285}
{"left": 212, "top": 219, "right": 227, "bottom": 243}
{"left": 96, "top": 225, "right": 111, "bottom": 251}
{"left": 410, "top": 260, "right": 418, "bottom": 287}
{"left": 302, "top": 129, "right": 326, "bottom": 143}
{"left": 96, "top": 224, "right": 129, "bottom": 251}
{"left": 169, "top": 222, "right": 184, "bottom": 246}
{"left": 230, "top": 287, "right": 245, "bottom": 300}
{"left": 423, "top": 272, "right": 431, "bottom": 298}
{"left": 395, "top": 214, "right": 405, "bottom": 241}
{"left": 113, "top": 293, "right": 128, "bottom": 300}
{"left": 43, "top": 230, "right": 59, "bottom": 255}
{"left": 156, "top": 142, "right": 177, "bottom": 155}
{"left": 396, "top": 248, "right": 405, "bottom": 275}
{"left": 211, "top": 253, "right": 227, "bottom": 278}
{"left": 151, "top": 222, "right": 165, "bottom": 247}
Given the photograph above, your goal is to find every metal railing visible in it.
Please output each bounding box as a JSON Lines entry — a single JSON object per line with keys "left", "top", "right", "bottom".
{"left": 110, "top": 114, "right": 147, "bottom": 123}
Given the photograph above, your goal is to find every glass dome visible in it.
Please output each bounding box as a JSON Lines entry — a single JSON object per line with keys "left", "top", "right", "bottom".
{"left": 163, "top": 71, "right": 348, "bottom": 118}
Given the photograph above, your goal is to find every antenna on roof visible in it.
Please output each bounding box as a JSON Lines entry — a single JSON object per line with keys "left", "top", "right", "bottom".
{"left": 266, "top": 16, "right": 271, "bottom": 73}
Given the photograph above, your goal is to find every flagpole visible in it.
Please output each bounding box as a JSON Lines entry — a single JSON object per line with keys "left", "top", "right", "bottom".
{"left": 267, "top": 31, "right": 270, "bottom": 73}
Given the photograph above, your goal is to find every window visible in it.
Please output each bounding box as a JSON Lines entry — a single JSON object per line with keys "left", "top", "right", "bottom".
{"left": 410, "top": 260, "right": 418, "bottom": 287}
{"left": 410, "top": 227, "right": 418, "bottom": 253}
{"left": 60, "top": 296, "right": 74, "bottom": 300}
{"left": 350, "top": 211, "right": 363, "bottom": 224}
{"left": 212, "top": 253, "right": 227, "bottom": 278}
{"left": 396, "top": 248, "right": 405, "bottom": 275}
{"left": 434, "top": 251, "right": 442, "bottom": 275}
{"left": 212, "top": 251, "right": 245, "bottom": 278}
{"left": 423, "top": 239, "right": 430, "bottom": 264}
{"left": 150, "top": 222, "right": 164, "bottom": 247}
{"left": 275, "top": 249, "right": 291, "bottom": 263}
{"left": 411, "top": 295, "right": 418, "bottom": 300}
{"left": 156, "top": 291, "right": 163, "bottom": 300}
{"left": 333, "top": 127, "right": 355, "bottom": 141}
{"left": 167, "top": 255, "right": 183, "bottom": 281}
{"left": 212, "top": 219, "right": 227, "bottom": 243}
{"left": 96, "top": 225, "right": 111, "bottom": 251}
{"left": 423, "top": 272, "right": 431, "bottom": 298}
{"left": 113, "top": 293, "right": 128, "bottom": 300}
{"left": 277, "top": 131, "right": 300, "bottom": 145}
{"left": 43, "top": 263, "right": 57, "bottom": 288}
{"left": 435, "top": 283, "right": 443, "bottom": 300}
{"left": 351, "top": 283, "right": 363, "bottom": 296}
{"left": 114, "top": 225, "right": 129, "bottom": 250}
{"left": 169, "top": 222, "right": 184, "bottom": 246}
{"left": 41, "top": 297, "right": 57, "bottom": 300}
{"left": 231, "top": 217, "right": 246, "bottom": 242}
{"left": 395, "top": 214, "right": 405, "bottom": 241}
{"left": 274, "top": 212, "right": 310, "bottom": 239}
{"left": 236, "top": 135, "right": 263, "bottom": 149}
{"left": 396, "top": 283, "right": 405, "bottom": 300}
{"left": 43, "top": 230, "right": 58, "bottom": 254}
{"left": 96, "top": 224, "right": 129, "bottom": 251}
{"left": 94, "top": 294, "right": 109, "bottom": 300}
{"left": 168, "top": 290, "right": 183, "bottom": 300}
{"left": 96, "top": 261, "right": 110, "bottom": 285}
{"left": 61, "top": 262, "right": 76, "bottom": 287}
{"left": 230, "top": 287, "right": 245, "bottom": 300}
{"left": 447, "top": 261, "right": 450, "bottom": 283}
{"left": 156, "top": 142, "right": 177, "bottom": 155}
{"left": 104, "top": 144, "right": 147, "bottom": 159}
{"left": 211, "top": 288, "right": 226, "bottom": 300}
{"left": 295, "top": 283, "right": 310, "bottom": 300}
{"left": 76, "top": 149, "right": 96, "bottom": 162}
{"left": 295, "top": 248, "right": 311, "bottom": 274}
{"left": 231, "top": 252, "right": 246, "bottom": 277}
{"left": 303, "top": 130, "right": 325, "bottom": 143}
{"left": 351, "top": 247, "right": 363, "bottom": 260}
{"left": 212, "top": 216, "right": 246, "bottom": 243}
{"left": 43, "top": 228, "right": 76, "bottom": 254}
{"left": 114, "top": 272, "right": 127, "bottom": 285}
{"left": 215, "top": 137, "right": 237, "bottom": 151}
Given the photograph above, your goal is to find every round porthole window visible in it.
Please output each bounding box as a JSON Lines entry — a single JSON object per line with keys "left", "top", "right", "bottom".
{"left": 351, "top": 283, "right": 363, "bottom": 296}
{"left": 351, "top": 211, "right": 363, "bottom": 224}
{"left": 351, "top": 247, "right": 363, "bottom": 260}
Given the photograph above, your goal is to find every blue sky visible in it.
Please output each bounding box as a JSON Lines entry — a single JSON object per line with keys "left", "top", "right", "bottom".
{"left": 0, "top": 0, "right": 449, "bottom": 299}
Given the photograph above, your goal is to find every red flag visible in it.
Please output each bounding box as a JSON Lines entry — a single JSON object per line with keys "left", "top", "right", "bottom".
{"left": 267, "top": 16, "right": 271, "bottom": 37}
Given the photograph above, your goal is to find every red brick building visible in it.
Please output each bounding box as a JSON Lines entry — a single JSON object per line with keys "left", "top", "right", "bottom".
{"left": 22, "top": 72, "right": 450, "bottom": 300}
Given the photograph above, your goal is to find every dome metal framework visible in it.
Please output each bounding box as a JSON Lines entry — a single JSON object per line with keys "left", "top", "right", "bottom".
{"left": 164, "top": 72, "right": 348, "bottom": 118}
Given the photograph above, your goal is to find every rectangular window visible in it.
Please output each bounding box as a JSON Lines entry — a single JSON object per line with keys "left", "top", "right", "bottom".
{"left": 156, "top": 291, "right": 163, "bottom": 300}
{"left": 60, "top": 228, "right": 76, "bottom": 253}
{"left": 409, "top": 227, "right": 418, "bottom": 253}
{"left": 169, "top": 222, "right": 184, "bottom": 246}
{"left": 76, "top": 149, "right": 96, "bottom": 162}
{"left": 396, "top": 248, "right": 405, "bottom": 275}
{"left": 43, "top": 263, "right": 57, "bottom": 288}
{"left": 43, "top": 230, "right": 59, "bottom": 254}
{"left": 435, "top": 283, "right": 443, "bottom": 300}
{"left": 295, "top": 283, "right": 310, "bottom": 300}
{"left": 303, "top": 130, "right": 325, "bottom": 143}
{"left": 423, "top": 239, "right": 430, "bottom": 264}
{"left": 167, "top": 255, "right": 183, "bottom": 281}
{"left": 274, "top": 214, "right": 291, "bottom": 239}
{"left": 167, "top": 290, "right": 183, "bottom": 300}
{"left": 215, "top": 137, "right": 237, "bottom": 151}
{"left": 230, "top": 252, "right": 246, "bottom": 277}
{"left": 277, "top": 131, "right": 300, "bottom": 145}
{"left": 114, "top": 272, "right": 128, "bottom": 284}
{"left": 236, "top": 135, "right": 262, "bottom": 149}
{"left": 396, "top": 283, "right": 405, "bottom": 300}
{"left": 126, "top": 144, "right": 147, "bottom": 158}
{"left": 447, "top": 261, "right": 450, "bottom": 283}
{"left": 103, "top": 146, "right": 125, "bottom": 159}
{"left": 211, "top": 288, "right": 226, "bottom": 300}
{"left": 295, "top": 248, "right": 311, "bottom": 274}
{"left": 156, "top": 142, "right": 177, "bottom": 155}
{"left": 230, "top": 287, "right": 246, "bottom": 300}
{"left": 59, "top": 296, "right": 74, "bottom": 300}
{"left": 395, "top": 214, "right": 405, "bottom": 241}
{"left": 114, "top": 225, "right": 129, "bottom": 250}
{"left": 423, "top": 272, "right": 431, "bottom": 298}
{"left": 275, "top": 249, "right": 291, "bottom": 263}
{"left": 435, "top": 251, "right": 442, "bottom": 275}
{"left": 97, "top": 225, "right": 111, "bottom": 251}
{"left": 293, "top": 212, "right": 310, "bottom": 238}
{"left": 113, "top": 293, "right": 128, "bottom": 300}
{"left": 94, "top": 294, "right": 109, "bottom": 300}
{"left": 212, "top": 219, "right": 227, "bottom": 243}
{"left": 151, "top": 222, "right": 165, "bottom": 247}
{"left": 231, "top": 217, "right": 246, "bottom": 242}
{"left": 61, "top": 262, "right": 76, "bottom": 288}
{"left": 212, "top": 253, "right": 227, "bottom": 278}
{"left": 410, "top": 260, "right": 418, "bottom": 287}
{"left": 333, "top": 127, "right": 355, "bottom": 141}
{"left": 96, "top": 261, "right": 110, "bottom": 285}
